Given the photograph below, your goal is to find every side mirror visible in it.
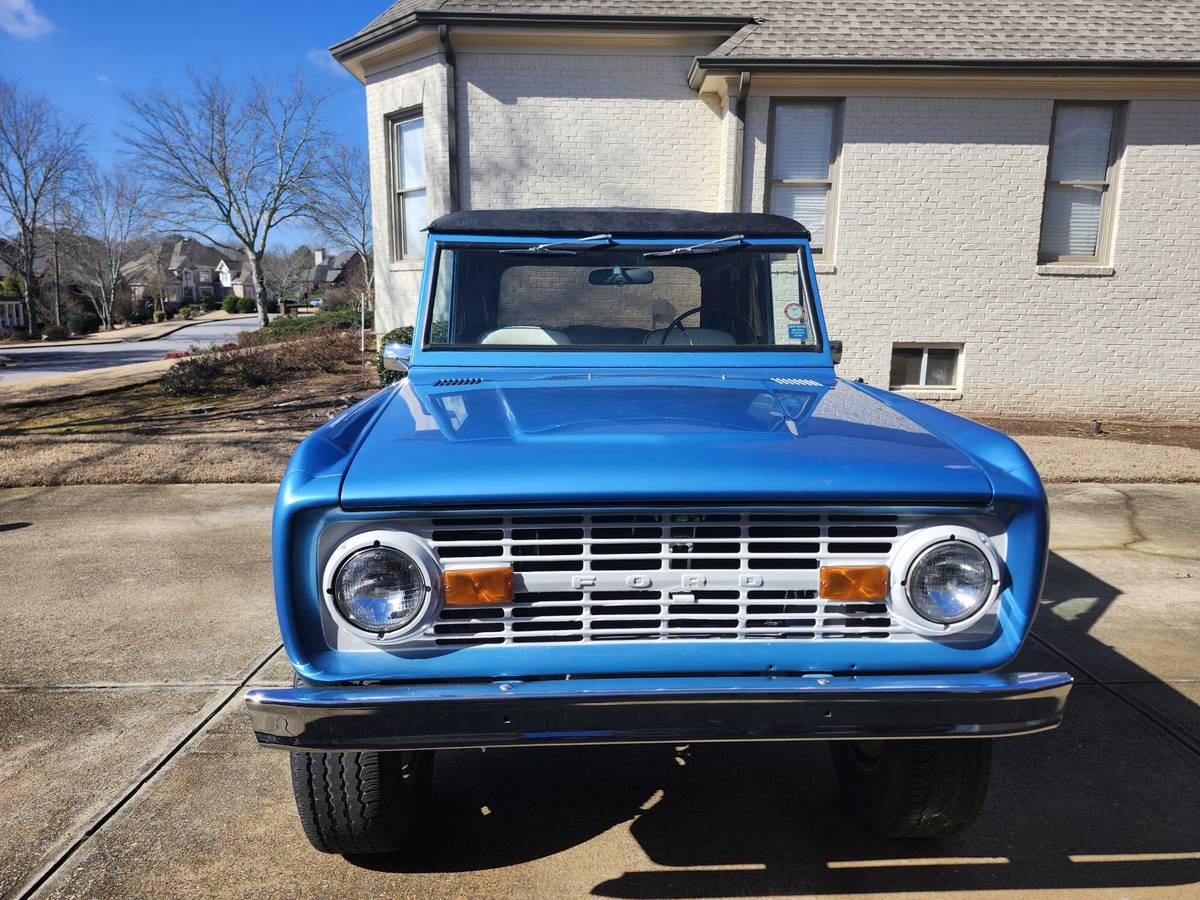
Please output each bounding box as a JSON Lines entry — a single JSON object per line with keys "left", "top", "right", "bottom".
{"left": 382, "top": 342, "right": 412, "bottom": 373}
{"left": 829, "top": 340, "right": 843, "bottom": 365}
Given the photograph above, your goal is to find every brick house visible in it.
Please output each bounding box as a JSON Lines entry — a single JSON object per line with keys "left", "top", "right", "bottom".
{"left": 303, "top": 248, "right": 368, "bottom": 295}
{"left": 332, "top": 1, "right": 1200, "bottom": 418}
{"left": 124, "top": 238, "right": 257, "bottom": 307}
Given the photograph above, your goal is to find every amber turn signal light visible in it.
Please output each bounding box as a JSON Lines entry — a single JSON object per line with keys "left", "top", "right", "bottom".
{"left": 819, "top": 565, "right": 889, "bottom": 601}
{"left": 444, "top": 566, "right": 515, "bottom": 606}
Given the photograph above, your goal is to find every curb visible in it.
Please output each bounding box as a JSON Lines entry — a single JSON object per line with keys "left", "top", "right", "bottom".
{"left": 0, "top": 314, "right": 259, "bottom": 349}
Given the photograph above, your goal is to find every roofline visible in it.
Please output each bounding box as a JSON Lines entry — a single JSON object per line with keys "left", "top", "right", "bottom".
{"left": 689, "top": 56, "right": 1200, "bottom": 88}
{"left": 332, "top": 11, "right": 755, "bottom": 62}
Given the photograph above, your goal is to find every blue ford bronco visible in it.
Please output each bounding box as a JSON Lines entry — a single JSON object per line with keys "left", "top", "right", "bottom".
{"left": 246, "top": 208, "right": 1071, "bottom": 853}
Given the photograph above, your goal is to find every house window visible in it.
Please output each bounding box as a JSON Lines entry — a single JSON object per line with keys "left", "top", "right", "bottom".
{"left": 389, "top": 110, "right": 427, "bottom": 260}
{"left": 767, "top": 100, "right": 842, "bottom": 256}
{"left": 889, "top": 344, "right": 962, "bottom": 390}
{"left": 199, "top": 268, "right": 211, "bottom": 283}
{"left": 1039, "top": 102, "right": 1123, "bottom": 263}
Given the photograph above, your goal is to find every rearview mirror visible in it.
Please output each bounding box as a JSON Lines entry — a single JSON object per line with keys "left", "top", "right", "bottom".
{"left": 830, "top": 340, "right": 843, "bottom": 365}
{"left": 588, "top": 266, "right": 654, "bottom": 286}
{"left": 382, "top": 342, "right": 412, "bottom": 373}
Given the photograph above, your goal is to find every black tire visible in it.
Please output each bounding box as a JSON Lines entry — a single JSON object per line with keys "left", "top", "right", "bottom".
{"left": 830, "top": 739, "right": 991, "bottom": 838}
{"left": 289, "top": 749, "right": 433, "bottom": 854}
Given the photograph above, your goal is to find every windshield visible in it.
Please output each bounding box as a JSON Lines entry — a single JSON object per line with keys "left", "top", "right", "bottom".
{"left": 423, "top": 243, "right": 819, "bottom": 350}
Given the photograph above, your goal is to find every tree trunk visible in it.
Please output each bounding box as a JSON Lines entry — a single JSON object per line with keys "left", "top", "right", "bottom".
{"left": 20, "top": 257, "right": 37, "bottom": 337}
{"left": 246, "top": 249, "right": 270, "bottom": 327}
{"left": 51, "top": 238, "right": 63, "bottom": 327}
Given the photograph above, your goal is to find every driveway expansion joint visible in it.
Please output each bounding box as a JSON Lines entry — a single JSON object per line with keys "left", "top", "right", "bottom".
{"left": 1031, "top": 633, "right": 1200, "bottom": 762}
{"left": 0, "top": 682, "right": 246, "bottom": 692}
{"left": 15, "top": 642, "right": 285, "bottom": 900}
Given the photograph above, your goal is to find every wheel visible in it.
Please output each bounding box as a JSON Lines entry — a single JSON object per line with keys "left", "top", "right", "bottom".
{"left": 289, "top": 749, "right": 433, "bottom": 854}
{"left": 829, "top": 739, "right": 991, "bottom": 838}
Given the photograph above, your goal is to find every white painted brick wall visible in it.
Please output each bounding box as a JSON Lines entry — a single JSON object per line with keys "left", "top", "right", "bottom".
{"left": 366, "top": 49, "right": 1200, "bottom": 418}
{"left": 746, "top": 94, "right": 1200, "bottom": 418}
{"left": 456, "top": 52, "right": 724, "bottom": 209}
{"left": 365, "top": 51, "right": 452, "bottom": 334}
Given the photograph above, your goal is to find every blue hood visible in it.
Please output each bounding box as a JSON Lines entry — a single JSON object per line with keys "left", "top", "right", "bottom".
{"left": 338, "top": 370, "right": 994, "bottom": 509}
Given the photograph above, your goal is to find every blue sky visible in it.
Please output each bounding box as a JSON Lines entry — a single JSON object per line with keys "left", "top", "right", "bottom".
{"left": 0, "top": 0, "right": 383, "bottom": 247}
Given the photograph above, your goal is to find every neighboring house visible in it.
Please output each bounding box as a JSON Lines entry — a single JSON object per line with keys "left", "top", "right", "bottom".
{"left": 332, "top": 0, "right": 1200, "bottom": 418}
{"left": 0, "top": 299, "right": 23, "bottom": 333}
{"left": 215, "top": 258, "right": 257, "bottom": 299}
{"left": 303, "top": 248, "right": 367, "bottom": 295}
{"left": 124, "top": 238, "right": 258, "bottom": 306}
{"left": 0, "top": 238, "right": 31, "bottom": 332}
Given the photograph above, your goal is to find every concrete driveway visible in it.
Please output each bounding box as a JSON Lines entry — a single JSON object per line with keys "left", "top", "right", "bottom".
{"left": 0, "top": 318, "right": 263, "bottom": 384}
{"left": 1, "top": 483, "right": 1197, "bottom": 899}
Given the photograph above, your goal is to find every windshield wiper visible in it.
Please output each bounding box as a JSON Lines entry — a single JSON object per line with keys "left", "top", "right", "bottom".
{"left": 643, "top": 234, "right": 746, "bottom": 258}
{"left": 497, "top": 233, "right": 615, "bottom": 256}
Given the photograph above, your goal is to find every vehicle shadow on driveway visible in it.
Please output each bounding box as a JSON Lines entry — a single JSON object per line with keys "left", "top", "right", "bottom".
{"left": 351, "top": 551, "right": 1200, "bottom": 895}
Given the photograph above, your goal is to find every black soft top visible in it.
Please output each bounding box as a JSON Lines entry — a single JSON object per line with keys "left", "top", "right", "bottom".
{"left": 427, "top": 207, "right": 810, "bottom": 240}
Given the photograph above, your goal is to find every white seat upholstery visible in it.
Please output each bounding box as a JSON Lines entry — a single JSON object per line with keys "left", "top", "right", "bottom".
{"left": 643, "top": 328, "right": 737, "bottom": 347}
{"left": 479, "top": 326, "right": 573, "bottom": 345}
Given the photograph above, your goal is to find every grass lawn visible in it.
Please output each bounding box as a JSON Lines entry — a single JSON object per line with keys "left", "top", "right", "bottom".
{"left": 0, "top": 367, "right": 375, "bottom": 486}
{"left": 2, "top": 362, "right": 1199, "bottom": 487}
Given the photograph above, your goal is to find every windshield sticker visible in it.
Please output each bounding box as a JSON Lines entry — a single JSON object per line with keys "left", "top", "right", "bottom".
{"left": 784, "top": 302, "right": 805, "bottom": 322}
{"left": 788, "top": 323, "right": 809, "bottom": 341}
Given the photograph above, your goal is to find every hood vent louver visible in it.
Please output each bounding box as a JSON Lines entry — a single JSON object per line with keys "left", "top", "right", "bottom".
{"left": 434, "top": 377, "right": 485, "bottom": 386}
{"left": 772, "top": 377, "right": 822, "bottom": 387}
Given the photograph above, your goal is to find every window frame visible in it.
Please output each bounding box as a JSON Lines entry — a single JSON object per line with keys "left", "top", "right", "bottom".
{"left": 386, "top": 106, "right": 426, "bottom": 262}
{"left": 764, "top": 98, "right": 844, "bottom": 261}
{"left": 1038, "top": 100, "right": 1126, "bottom": 265}
{"left": 420, "top": 241, "right": 824, "bottom": 355}
{"left": 889, "top": 343, "right": 963, "bottom": 391}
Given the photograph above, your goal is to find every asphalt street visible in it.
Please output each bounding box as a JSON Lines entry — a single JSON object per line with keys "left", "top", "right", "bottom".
{"left": 0, "top": 483, "right": 1197, "bottom": 899}
{"left": 0, "top": 317, "right": 263, "bottom": 384}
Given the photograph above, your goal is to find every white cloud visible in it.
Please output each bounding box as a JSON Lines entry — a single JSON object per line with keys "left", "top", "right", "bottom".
{"left": 0, "top": 0, "right": 54, "bottom": 38}
{"left": 96, "top": 74, "right": 112, "bottom": 84}
{"left": 306, "top": 48, "right": 349, "bottom": 79}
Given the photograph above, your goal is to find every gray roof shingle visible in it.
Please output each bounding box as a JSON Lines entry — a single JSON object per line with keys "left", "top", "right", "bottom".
{"left": 343, "top": 0, "right": 1200, "bottom": 63}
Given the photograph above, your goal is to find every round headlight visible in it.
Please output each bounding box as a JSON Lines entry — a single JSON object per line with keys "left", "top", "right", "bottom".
{"left": 906, "top": 541, "right": 994, "bottom": 624}
{"left": 332, "top": 546, "right": 428, "bottom": 634}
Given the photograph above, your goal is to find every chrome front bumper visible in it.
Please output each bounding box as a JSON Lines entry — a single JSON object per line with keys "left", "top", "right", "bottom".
{"left": 245, "top": 671, "right": 1073, "bottom": 752}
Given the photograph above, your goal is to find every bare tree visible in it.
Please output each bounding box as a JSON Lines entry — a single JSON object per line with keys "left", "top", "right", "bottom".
{"left": 139, "top": 253, "right": 177, "bottom": 314}
{"left": 39, "top": 180, "right": 84, "bottom": 327}
{"left": 0, "top": 78, "right": 87, "bottom": 335}
{"left": 123, "top": 71, "right": 327, "bottom": 327}
{"left": 307, "top": 143, "right": 374, "bottom": 368}
{"left": 72, "top": 167, "right": 155, "bottom": 330}
{"left": 261, "top": 245, "right": 312, "bottom": 305}
{"left": 308, "top": 144, "right": 373, "bottom": 307}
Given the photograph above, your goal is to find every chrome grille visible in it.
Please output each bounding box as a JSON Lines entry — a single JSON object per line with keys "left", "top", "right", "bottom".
{"left": 394, "top": 508, "right": 939, "bottom": 648}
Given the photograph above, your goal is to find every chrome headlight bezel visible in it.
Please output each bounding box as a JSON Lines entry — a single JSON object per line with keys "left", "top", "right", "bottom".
{"left": 320, "top": 530, "right": 442, "bottom": 644}
{"left": 888, "top": 525, "right": 1002, "bottom": 635}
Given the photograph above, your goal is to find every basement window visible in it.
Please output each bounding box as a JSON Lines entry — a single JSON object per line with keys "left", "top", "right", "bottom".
{"left": 889, "top": 344, "right": 962, "bottom": 390}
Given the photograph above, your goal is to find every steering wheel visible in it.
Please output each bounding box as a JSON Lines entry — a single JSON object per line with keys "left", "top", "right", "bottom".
{"left": 659, "top": 306, "right": 759, "bottom": 345}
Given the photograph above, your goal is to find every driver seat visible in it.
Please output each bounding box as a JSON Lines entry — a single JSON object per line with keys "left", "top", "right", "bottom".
{"left": 643, "top": 328, "right": 737, "bottom": 346}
